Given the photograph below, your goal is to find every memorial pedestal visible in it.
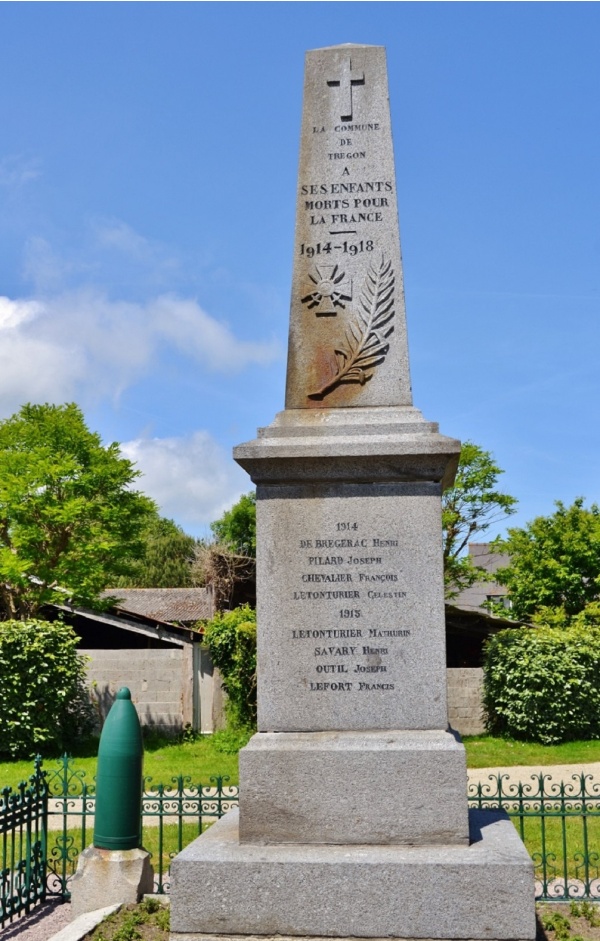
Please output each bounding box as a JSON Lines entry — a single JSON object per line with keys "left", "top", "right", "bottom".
{"left": 170, "top": 415, "right": 536, "bottom": 941}
{"left": 239, "top": 730, "right": 469, "bottom": 846}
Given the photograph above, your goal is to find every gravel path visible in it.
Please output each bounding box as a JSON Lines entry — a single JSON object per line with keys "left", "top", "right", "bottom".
{"left": 0, "top": 900, "right": 72, "bottom": 941}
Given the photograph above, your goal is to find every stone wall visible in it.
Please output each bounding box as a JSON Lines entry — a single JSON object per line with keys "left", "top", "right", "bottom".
{"left": 83, "top": 648, "right": 186, "bottom": 731}
{"left": 446, "top": 667, "right": 485, "bottom": 736}
{"left": 82, "top": 646, "right": 225, "bottom": 734}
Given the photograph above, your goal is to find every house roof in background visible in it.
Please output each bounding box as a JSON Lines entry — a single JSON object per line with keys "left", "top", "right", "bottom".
{"left": 103, "top": 587, "right": 213, "bottom": 624}
{"left": 445, "top": 603, "right": 527, "bottom": 635}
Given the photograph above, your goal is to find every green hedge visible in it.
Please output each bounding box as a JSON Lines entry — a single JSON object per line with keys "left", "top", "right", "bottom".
{"left": 484, "top": 625, "right": 600, "bottom": 744}
{"left": 202, "top": 605, "right": 257, "bottom": 729}
{"left": 0, "top": 619, "right": 94, "bottom": 758}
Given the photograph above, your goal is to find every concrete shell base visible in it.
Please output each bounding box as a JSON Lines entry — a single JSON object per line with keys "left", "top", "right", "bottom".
{"left": 70, "top": 846, "right": 154, "bottom": 918}
{"left": 169, "top": 809, "right": 536, "bottom": 940}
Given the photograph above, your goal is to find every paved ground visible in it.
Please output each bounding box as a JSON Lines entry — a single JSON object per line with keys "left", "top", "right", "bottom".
{"left": 0, "top": 900, "right": 71, "bottom": 941}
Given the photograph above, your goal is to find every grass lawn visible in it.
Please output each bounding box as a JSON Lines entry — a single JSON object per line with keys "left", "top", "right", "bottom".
{"left": 0, "top": 731, "right": 242, "bottom": 792}
{"left": 463, "top": 736, "right": 600, "bottom": 769}
{"left": 3, "top": 733, "right": 600, "bottom": 793}
{"left": 514, "top": 813, "right": 600, "bottom": 882}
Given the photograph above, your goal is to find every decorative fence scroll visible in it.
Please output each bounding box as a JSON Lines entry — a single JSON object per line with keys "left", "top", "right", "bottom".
{"left": 0, "top": 754, "right": 239, "bottom": 926}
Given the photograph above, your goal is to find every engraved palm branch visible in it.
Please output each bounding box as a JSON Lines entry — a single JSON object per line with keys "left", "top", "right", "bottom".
{"left": 308, "top": 254, "right": 395, "bottom": 399}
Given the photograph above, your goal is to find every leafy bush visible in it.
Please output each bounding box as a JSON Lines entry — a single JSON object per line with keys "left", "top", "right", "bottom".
{"left": 484, "top": 625, "right": 600, "bottom": 744}
{"left": 0, "top": 618, "right": 94, "bottom": 758}
{"left": 202, "top": 605, "right": 257, "bottom": 729}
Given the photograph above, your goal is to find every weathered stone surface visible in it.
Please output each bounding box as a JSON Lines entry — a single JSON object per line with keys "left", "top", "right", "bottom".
{"left": 285, "top": 45, "right": 411, "bottom": 410}
{"left": 170, "top": 809, "right": 536, "bottom": 940}
{"left": 234, "top": 407, "right": 461, "bottom": 488}
{"left": 239, "top": 730, "right": 469, "bottom": 845}
{"left": 254, "top": 479, "right": 449, "bottom": 733}
{"left": 69, "top": 846, "right": 154, "bottom": 918}
{"left": 172, "top": 935, "right": 534, "bottom": 941}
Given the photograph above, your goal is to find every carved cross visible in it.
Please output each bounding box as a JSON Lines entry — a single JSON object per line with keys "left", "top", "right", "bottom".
{"left": 326, "top": 58, "right": 365, "bottom": 122}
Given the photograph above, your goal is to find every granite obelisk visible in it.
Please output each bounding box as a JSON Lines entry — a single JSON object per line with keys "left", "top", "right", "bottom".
{"left": 170, "top": 44, "right": 536, "bottom": 941}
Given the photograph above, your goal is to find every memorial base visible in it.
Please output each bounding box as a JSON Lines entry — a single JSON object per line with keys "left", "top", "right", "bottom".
{"left": 170, "top": 809, "right": 536, "bottom": 940}
{"left": 240, "top": 730, "right": 469, "bottom": 845}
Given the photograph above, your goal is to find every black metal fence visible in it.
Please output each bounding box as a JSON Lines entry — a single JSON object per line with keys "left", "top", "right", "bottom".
{"left": 0, "top": 757, "right": 47, "bottom": 928}
{"left": 2, "top": 757, "right": 600, "bottom": 927}
{"left": 1, "top": 755, "right": 238, "bottom": 927}
{"left": 469, "top": 771, "right": 600, "bottom": 901}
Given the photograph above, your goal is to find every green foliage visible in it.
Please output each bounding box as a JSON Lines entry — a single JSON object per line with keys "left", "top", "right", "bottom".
{"left": 211, "top": 725, "right": 254, "bottom": 754}
{"left": 114, "top": 515, "right": 197, "bottom": 588}
{"left": 0, "top": 403, "right": 156, "bottom": 618}
{"left": 90, "top": 899, "right": 169, "bottom": 940}
{"left": 0, "top": 618, "right": 94, "bottom": 758}
{"left": 442, "top": 441, "right": 516, "bottom": 598}
{"left": 494, "top": 499, "right": 600, "bottom": 621}
{"left": 541, "top": 911, "right": 573, "bottom": 941}
{"left": 569, "top": 903, "right": 600, "bottom": 928}
{"left": 210, "top": 491, "right": 256, "bottom": 557}
{"left": 531, "top": 601, "right": 600, "bottom": 629}
{"left": 483, "top": 624, "right": 600, "bottom": 743}
{"left": 203, "top": 604, "right": 257, "bottom": 728}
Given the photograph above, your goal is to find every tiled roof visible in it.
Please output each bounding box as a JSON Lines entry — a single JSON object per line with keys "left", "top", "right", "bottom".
{"left": 104, "top": 588, "right": 214, "bottom": 623}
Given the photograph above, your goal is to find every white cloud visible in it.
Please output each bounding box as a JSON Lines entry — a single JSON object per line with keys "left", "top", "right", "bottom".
{"left": 0, "top": 297, "right": 42, "bottom": 330}
{"left": 0, "top": 288, "right": 281, "bottom": 417}
{"left": 148, "top": 294, "right": 280, "bottom": 370}
{"left": 93, "top": 218, "right": 181, "bottom": 273}
{"left": 22, "top": 237, "right": 78, "bottom": 293}
{"left": 0, "top": 156, "right": 41, "bottom": 189}
{"left": 121, "top": 432, "right": 250, "bottom": 533}
{"left": 94, "top": 219, "right": 155, "bottom": 260}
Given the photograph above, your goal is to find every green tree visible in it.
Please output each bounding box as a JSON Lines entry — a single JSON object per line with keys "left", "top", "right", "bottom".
{"left": 114, "top": 515, "right": 197, "bottom": 588}
{"left": 211, "top": 491, "right": 256, "bottom": 557}
{"left": 442, "top": 441, "right": 517, "bottom": 598}
{"left": 494, "top": 499, "right": 600, "bottom": 621}
{"left": 0, "top": 403, "right": 156, "bottom": 619}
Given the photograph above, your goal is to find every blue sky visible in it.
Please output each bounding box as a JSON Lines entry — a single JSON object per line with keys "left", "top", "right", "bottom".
{"left": 1, "top": 3, "right": 598, "bottom": 539}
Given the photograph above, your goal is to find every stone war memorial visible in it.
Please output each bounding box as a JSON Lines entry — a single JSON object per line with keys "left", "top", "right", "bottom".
{"left": 171, "top": 44, "right": 536, "bottom": 941}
